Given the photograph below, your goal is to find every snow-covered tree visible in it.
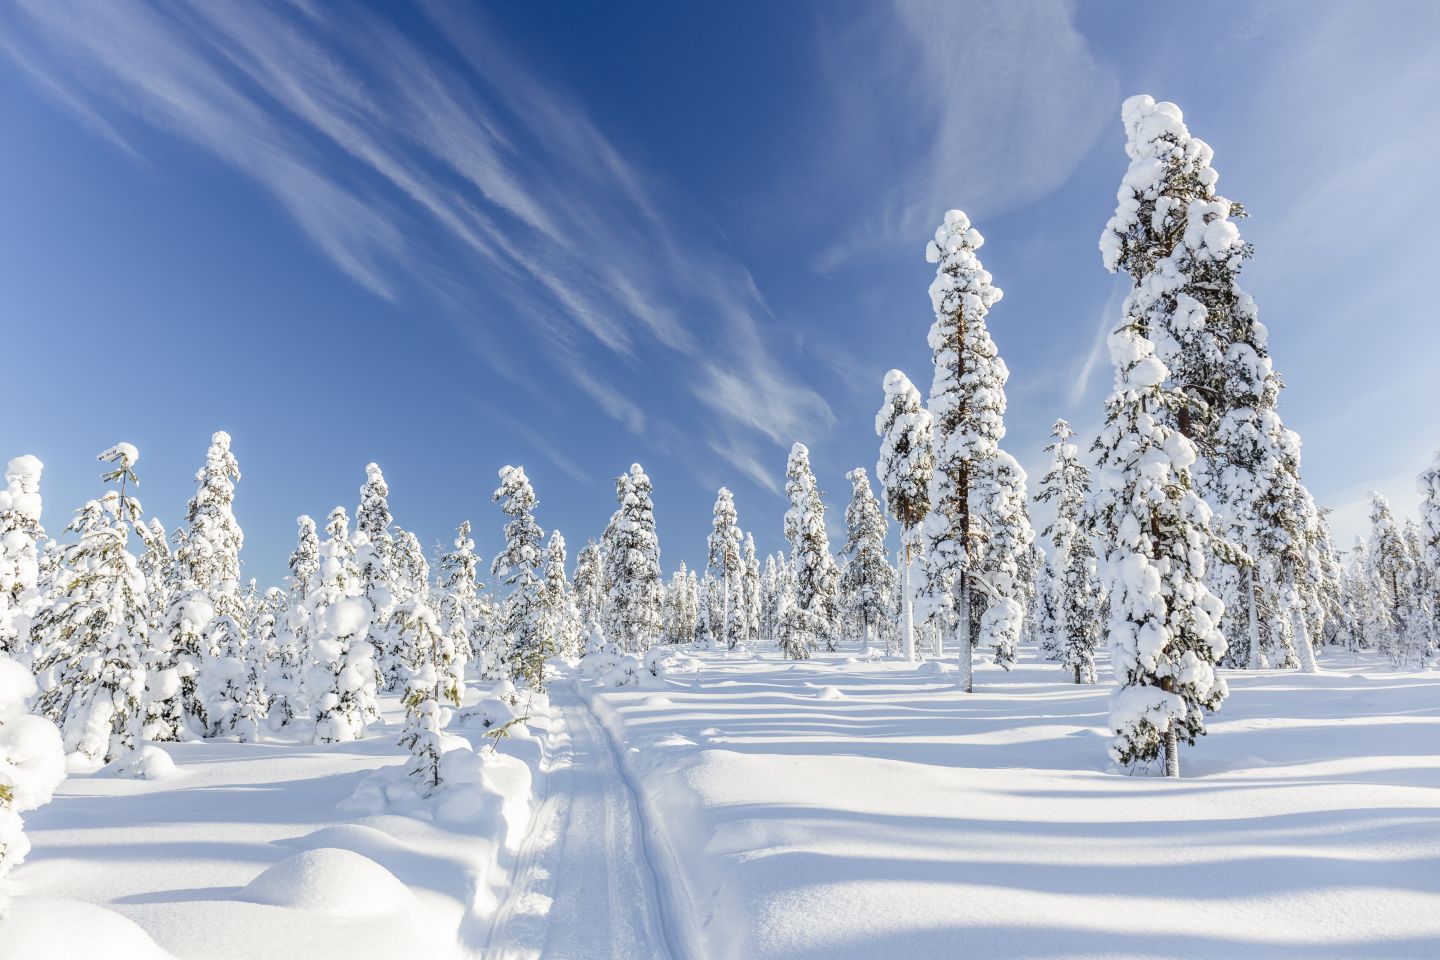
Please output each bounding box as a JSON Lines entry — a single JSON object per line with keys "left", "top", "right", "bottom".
{"left": 876, "top": 369, "right": 933, "bottom": 661}
{"left": 202, "top": 611, "right": 250, "bottom": 738}
{"left": 759, "top": 556, "right": 781, "bottom": 646}
{"left": 134, "top": 519, "right": 173, "bottom": 640}
{"left": 541, "top": 531, "right": 583, "bottom": 659}
{"left": 923, "top": 210, "right": 1007, "bottom": 691}
{"left": 257, "top": 586, "right": 301, "bottom": 727}
{"left": 602, "top": 464, "right": 664, "bottom": 654}
{"left": 573, "top": 539, "right": 604, "bottom": 631}
{"left": 1089, "top": 303, "right": 1228, "bottom": 778}
{"left": 774, "top": 566, "right": 812, "bottom": 661}
{"left": 973, "top": 451, "right": 1034, "bottom": 670}
{"left": 393, "top": 600, "right": 448, "bottom": 796}
{"left": 693, "top": 572, "right": 716, "bottom": 651}
{"left": 1099, "top": 94, "right": 1326, "bottom": 674}
{"left": 741, "top": 534, "right": 761, "bottom": 646}
{"left": 706, "top": 488, "right": 744, "bottom": 649}
{"left": 0, "top": 456, "right": 45, "bottom": 660}
{"left": 1418, "top": 451, "right": 1440, "bottom": 664}
{"left": 1367, "top": 493, "right": 1419, "bottom": 667}
{"left": 353, "top": 464, "right": 399, "bottom": 690}
{"left": 307, "top": 508, "right": 377, "bottom": 743}
{"left": 32, "top": 444, "right": 149, "bottom": 765}
{"left": 492, "top": 466, "right": 549, "bottom": 689}
{"left": 1035, "top": 421, "right": 1101, "bottom": 683}
{"left": 272, "top": 517, "right": 319, "bottom": 727}
{"left": 0, "top": 654, "right": 66, "bottom": 914}
{"left": 783, "top": 444, "right": 839, "bottom": 654}
{"left": 436, "top": 521, "right": 483, "bottom": 671}
{"left": 179, "top": 431, "right": 245, "bottom": 600}
{"left": 663, "top": 563, "right": 698, "bottom": 645}
{"left": 838, "top": 467, "right": 894, "bottom": 648}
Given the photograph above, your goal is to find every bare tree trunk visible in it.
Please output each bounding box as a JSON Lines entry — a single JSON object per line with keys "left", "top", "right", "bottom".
{"left": 901, "top": 538, "right": 916, "bottom": 661}
{"left": 1163, "top": 727, "right": 1180, "bottom": 778}
{"left": 1292, "top": 588, "right": 1319, "bottom": 674}
{"left": 1245, "top": 565, "right": 1263, "bottom": 669}
{"left": 957, "top": 571, "right": 973, "bottom": 693}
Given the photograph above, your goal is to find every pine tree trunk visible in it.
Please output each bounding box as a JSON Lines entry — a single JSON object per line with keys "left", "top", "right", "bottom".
{"left": 1292, "top": 594, "right": 1319, "bottom": 674}
{"left": 1073, "top": 664, "right": 1082, "bottom": 684}
{"left": 1163, "top": 727, "right": 1180, "bottom": 778}
{"left": 1245, "top": 565, "right": 1263, "bottom": 669}
{"left": 957, "top": 571, "right": 973, "bottom": 693}
{"left": 722, "top": 578, "right": 732, "bottom": 651}
{"left": 901, "top": 539, "right": 916, "bottom": 662}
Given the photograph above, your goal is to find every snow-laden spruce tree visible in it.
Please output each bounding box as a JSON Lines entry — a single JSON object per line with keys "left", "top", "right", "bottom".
{"left": 602, "top": 464, "right": 664, "bottom": 654}
{"left": 492, "top": 466, "right": 549, "bottom": 689}
{"left": 839, "top": 467, "right": 895, "bottom": 649}
{"left": 663, "top": 563, "right": 699, "bottom": 645}
{"left": 876, "top": 369, "right": 933, "bottom": 661}
{"left": 202, "top": 610, "right": 251, "bottom": 738}
{"left": 135, "top": 518, "right": 173, "bottom": 639}
{"left": 742, "top": 533, "right": 761, "bottom": 646}
{"left": 0, "top": 653, "right": 66, "bottom": 915}
{"left": 759, "top": 556, "right": 781, "bottom": 646}
{"left": 1366, "top": 493, "right": 1418, "bottom": 667}
{"left": 257, "top": 586, "right": 303, "bottom": 727}
{"left": 1099, "top": 96, "right": 1229, "bottom": 447}
{"left": 1100, "top": 94, "right": 1327, "bottom": 674}
{"left": 381, "top": 528, "right": 431, "bottom": 686}
{"left": 693, "top": 572, "right": 716, "bottom": 651}
{"left": 1035, "top": 420, "right": 1101, "bottom": 683}
{"left": 773, "top": 564, "right": 811, "bottom": 661}
{"left": 353, "top": 464, "right": 399, "bottom": 689}
{"left": 180, "top": 431, "right": 245, "bottom": 599}
{"left": 272, "top": 516, "right": 319, "bottom": 727}
{"left": 0, "top": 456, "right": 45, "bottom": 660}
{"left": 707, "top": 488, "right": 745, "bottom": 649}
{"left": 307, "top": 507, "right": 378, "bottom": 743}
{"left": 1089, "top": 312, "right": 1228, "bottom": 778}
{"left": 784, "top": 443, "right": 839, "bottom": 654}
{"left": 32, "top": 445, "right": 150, "bottom": 765}
{"left": 392, "top": 599, "right": 448, "bottom": 795}
{"left": 541, "top": 531, "right": 583, "bottom": 659}
{"left": 1417, "top": 452, "right": 1440, "bottom": 664}
{"left": 228, "top": 594, "right": 273, "bottom": 742}
{"left": 436, "top": 521, "right": 482, "bottom": 672}
{"left": 973, "top": 451, "right": 1034, "bottom": 670}
{"left": 923, "top": 210, "right": 1007, "bottom": 691}
{"left": 573, "top": 539, "right": 604, "bottom": 631}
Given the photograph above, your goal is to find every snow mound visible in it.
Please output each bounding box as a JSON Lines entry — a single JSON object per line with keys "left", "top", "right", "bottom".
{"left": 0, "top": 895, "right": 172, "bottom": 960}
{"left": 453, "top": 696, "right": 517, "bottom": 731}
{"left": 104, "top": 745, "right": 178, "bottom": 781}
{"left": 813, "top": 685, "right": 845, "bottom": 701}
{"left": 644, "top": 646, "right": 702, "bottom": 677}
{"left": 918, "top": 660, "right": 954, "bottom": 676}
{"left": 239, "top": 848, "right": 418, "bottom": 918}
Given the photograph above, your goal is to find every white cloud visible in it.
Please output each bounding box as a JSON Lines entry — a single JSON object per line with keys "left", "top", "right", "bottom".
{"left": 808, "top": 0, "right": 1117, "bottom": 272}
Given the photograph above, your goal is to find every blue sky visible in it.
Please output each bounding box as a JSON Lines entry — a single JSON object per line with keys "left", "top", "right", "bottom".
{"left": 2, "top": 1, "right": 1436, "bottom": 584}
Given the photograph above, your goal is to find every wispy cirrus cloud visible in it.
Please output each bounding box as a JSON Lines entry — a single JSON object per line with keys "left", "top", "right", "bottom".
{"left": 2, "top": 0, "right": 831, "bottom": 489}
{"left": 804, "top": 0, "right": 1117, "bottom": 273}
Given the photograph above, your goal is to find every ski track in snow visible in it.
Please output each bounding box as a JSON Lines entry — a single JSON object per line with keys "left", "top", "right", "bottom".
{"left": 484, "top": 681, "right": 673, "bottom": 960}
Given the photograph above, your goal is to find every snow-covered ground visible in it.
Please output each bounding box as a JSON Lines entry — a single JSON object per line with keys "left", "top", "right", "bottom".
{"left": 1, "top": 684, "right": 548, "bottom": 960}
{"left": 587, "top": 648, "right": 1440, "bottom": 959}
{"left": 7, "top": 650, "right": 1440, "bottom": 959}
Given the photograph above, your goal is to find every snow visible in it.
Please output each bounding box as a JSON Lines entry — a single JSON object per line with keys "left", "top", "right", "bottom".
{"left": 1, "top": 683, "right": 550, "bottom": 959}
{"left": 98, "top": 442, "right": 139, "bottom": 468}
{"left": 587, "top": 647, "right": 1440, "bottom": 959}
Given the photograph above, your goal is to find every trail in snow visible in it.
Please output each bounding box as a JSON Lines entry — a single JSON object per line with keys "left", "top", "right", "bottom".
{"left": 484, "top": 680, "right": 672, "bottom": 960}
